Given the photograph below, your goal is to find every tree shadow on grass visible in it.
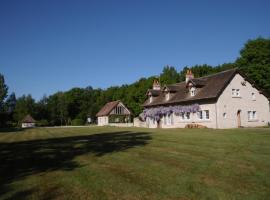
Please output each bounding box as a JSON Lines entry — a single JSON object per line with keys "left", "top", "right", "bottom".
{"left": 0, "top": 131, "right": 152, "bottom": 199}
{"left": 0, "top": 127, "right": 23, "bottom": 133}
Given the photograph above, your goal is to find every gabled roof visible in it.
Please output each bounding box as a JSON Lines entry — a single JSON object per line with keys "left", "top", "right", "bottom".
{"left": 147, "top": 89, "right": 161, "bottom": 96}
{"left": 187, "top": 79, "right": 206, "bottom": 87}
{"left": 163, "top": 85, "right": 179, "bottom": 92}
{"left": 22, "top": 115, "right": 35, "bottom": 123}
{"left": 143, "top": 68, "right": 238, "bottom": 107}
{"left": 96, "top": 100, "right": 132, "bottom": 117}
{"left": 96, "top": 100, "right": 120, "bottom": 117}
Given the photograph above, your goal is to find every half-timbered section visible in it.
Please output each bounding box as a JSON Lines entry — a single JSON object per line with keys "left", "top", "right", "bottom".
{"left": 96, "top": 100, "right": 132, "bottom": 126}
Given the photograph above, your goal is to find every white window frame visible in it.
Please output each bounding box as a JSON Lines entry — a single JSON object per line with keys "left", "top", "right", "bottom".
{"left": 180, "top": 112, "right": 191, "bottom": 121}
{"left": 248, "top": 111, "right": 257, "bottom": 121}
{"left": 197, "top": 110, "right": 210, "bottom": 120}
{"left": 190, "top": 87, "right": 196, "bottom": 97}
{"left": 149, "top": 95, "right": 153, "bottom": 103}
{"left": 165, "top": 92, "right": 170, "bottom": 101}
{"left": 232, "top": 88, "right": 241, "bottom": 97}
{"left": 223, "top": 113, "right": 227, "bottom": 119}
{"left": 164, "top": 114, "right": 173, "bottom": 125}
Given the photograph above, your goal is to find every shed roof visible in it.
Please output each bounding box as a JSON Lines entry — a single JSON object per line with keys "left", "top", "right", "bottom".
{"left": 22, "top": 115, "right": 35, "bottom": 123}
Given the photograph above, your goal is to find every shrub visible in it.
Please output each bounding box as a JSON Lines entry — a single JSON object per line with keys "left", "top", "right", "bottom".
{"left": 71, "top": 119, "right": 84, "bottom": 126}
{"left": 37, "top": 119, "right": 49, "bottom": 127}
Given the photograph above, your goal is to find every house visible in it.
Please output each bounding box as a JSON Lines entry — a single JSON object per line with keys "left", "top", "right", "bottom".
{"left": 21, "top": 115, "right": 36, "bottom": 128}
{"left": 142, "top": 69, "right": 270, "bottom": 129}
{"left": 96, "top": 100, "right": 132, "bottom": 126}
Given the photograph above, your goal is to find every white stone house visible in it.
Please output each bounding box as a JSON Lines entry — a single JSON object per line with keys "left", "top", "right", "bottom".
{"left": 142, "top": 69, "right": 270, "bottom": 129}
{"left": 21, "top": 115, "right": 36, "bottom": 128}
{"left": 96, "top": 100, "right": 132, "bottom": 126}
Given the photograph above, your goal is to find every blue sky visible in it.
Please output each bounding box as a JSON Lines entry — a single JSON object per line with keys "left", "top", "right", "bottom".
{"left": 0, "top": 0, "right": 270, "bottom": 100}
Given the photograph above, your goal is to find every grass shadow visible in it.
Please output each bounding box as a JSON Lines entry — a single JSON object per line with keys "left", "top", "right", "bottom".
{"left": 0, "top": 131, "right": 152, "bottom": 199}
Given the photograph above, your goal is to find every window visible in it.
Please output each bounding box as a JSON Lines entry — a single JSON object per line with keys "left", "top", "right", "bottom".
{"left": 149, "top": 95, "right": 153, "bottom": 103}
{"left": 232, "top": 89, "right": 240, "bottom": 97}
{"left": 165, "top": 92, "right": 170, "bottom": 101}
{"left": 197, "top": 110, "right": 210, "bottom": 120}
{"left": 198, "top": 111, "right": 203, "bottom": 120}
{"left": 190, "top": 87, "right": 196, "bottom": 97}
{"left": 164, "top": 114, "right": 173, "bottom": 125}
{"left": 181, "top": 112, "right": 190, "bottom": 120}
{"left": 223, "top": 113, "right": 227, "bottom": 119}
{"left": 251, "top": 92, "right": 256, "bottom": 100}
{"left": 248, "top": 111, "right": 257, "bottom": 121}
{"left": 205, "top": 110, "right": 209, "bottom": 119}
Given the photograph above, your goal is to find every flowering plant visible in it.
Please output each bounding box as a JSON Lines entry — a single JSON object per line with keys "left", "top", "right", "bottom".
{"left": 139, "top": 104, "right": 200, "bottom": 121}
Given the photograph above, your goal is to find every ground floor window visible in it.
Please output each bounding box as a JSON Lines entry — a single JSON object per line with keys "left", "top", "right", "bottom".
{"left": 180, "top": 112, "right": 190, "bottom": 120}
{"left": 248, "top": 111, "right": 257, "bottom": 120}
{"left": 164, "top": 114, "right": 173, "bottom": 125}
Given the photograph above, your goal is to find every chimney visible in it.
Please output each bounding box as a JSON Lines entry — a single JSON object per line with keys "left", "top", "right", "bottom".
{"left": 185, "top": 69, "right": 194, "bottom": 83}
{"left": 153, "top": 79, "right": 161, "bottom": 90}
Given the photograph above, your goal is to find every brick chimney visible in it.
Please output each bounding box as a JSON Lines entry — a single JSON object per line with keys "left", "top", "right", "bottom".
{"left": 153, "top": 79, "right": 161, "bottom": 90}
{"left": 185, "top": 69, "right": 194, "bottom": 83}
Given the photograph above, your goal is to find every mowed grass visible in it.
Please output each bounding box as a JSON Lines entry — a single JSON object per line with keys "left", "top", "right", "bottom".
{"left": 0, "top": 127, "right": 270, "bottom": 200}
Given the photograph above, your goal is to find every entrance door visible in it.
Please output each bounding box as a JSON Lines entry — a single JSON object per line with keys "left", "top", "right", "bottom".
{"left": 237, "top": 110, "right": 241, "bottom": 128}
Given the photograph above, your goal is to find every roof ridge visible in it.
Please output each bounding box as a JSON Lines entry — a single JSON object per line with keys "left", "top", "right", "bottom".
{"left": 166, "top": 68, "right": 237, "bottom": 86}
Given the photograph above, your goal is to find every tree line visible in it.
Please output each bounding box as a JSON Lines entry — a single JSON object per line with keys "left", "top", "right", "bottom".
{"left": 0, "top": 37, "right": 269, "bottom": 127}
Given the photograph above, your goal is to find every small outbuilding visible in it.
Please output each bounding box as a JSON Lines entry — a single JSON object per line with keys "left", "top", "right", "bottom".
{"left": 96, "top": 100, "right": 132, "bottom": 126}
{"left": 21, "top": 115, "right": 36, "bottom": 128}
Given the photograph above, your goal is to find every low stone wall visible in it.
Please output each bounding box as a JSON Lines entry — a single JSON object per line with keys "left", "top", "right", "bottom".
{"left": 133, "top": 118, "right": 147, "bottom": 128}
{"left": 108, "top": 123, "right": 134, "bottom": 127}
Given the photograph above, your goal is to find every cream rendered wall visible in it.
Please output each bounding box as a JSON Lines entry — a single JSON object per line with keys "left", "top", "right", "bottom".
{"left": 22, "top": 123, "right": 35, "bottom": 128}
{"left": 97, "top": 116, "right": 109, "bottom": 126}
{"left": 216, "top": 74, "right": 270, "bottom": 128}
{"left": 145, "top": 102, "right": 218, "bottom": 129}
{"left": 159, "top": 103, "right": 217, "bottom": 129}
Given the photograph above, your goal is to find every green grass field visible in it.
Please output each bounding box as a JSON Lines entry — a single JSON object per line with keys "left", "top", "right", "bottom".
{"left": 0, "top": 127, "right": 270, "bottom": 200}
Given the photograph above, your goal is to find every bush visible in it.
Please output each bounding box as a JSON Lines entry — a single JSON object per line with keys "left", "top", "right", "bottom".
{"left": 71, "top": 118, "right": 84, "bottom": 126}
{"left": 37, "top": 119, "right": 49, "bottom": 127}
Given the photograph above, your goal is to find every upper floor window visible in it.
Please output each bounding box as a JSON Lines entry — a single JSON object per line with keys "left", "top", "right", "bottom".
{"left": 190, "top": 87, "right": 196, "bottom": 97}
{"left": 197, "top": 110, "right": 210, "bottom": 120}
{"left": 232, "top": 89, "right": 240, "bottom": 97}
{"left": 251, "top": 92, "right": 256, "bottom": 100}
{"left": 149, "top": 95, "right": 153, "bottom": 103}
{"left": 165, "top": 92, "right": 170, "bottom": 101}
{"left": 248, "top": 111, "right": 257, "bottom": 121}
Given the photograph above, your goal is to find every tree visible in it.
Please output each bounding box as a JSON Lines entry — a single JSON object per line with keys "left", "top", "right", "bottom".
{"left": 5, "top": 92, "right": 16, "bottom": 114}
{"left": 0, "top": 74, "right": 8, "bottom": 110}
{"left": 160, "top": 66, "right": 179, "bottom": 85}
{"left": 0, "top": 74, "right": 8, "bottom": 127}
{"left": 236, "top": 37, "right": 270, "bottom": 93}
{"left": 13, "top": 95, "right": 36, "bottom": 124}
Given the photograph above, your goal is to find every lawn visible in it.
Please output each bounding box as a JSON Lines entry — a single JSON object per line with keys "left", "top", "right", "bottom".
{"left": 0, "top": 127, "right": 270, "bottom": 200}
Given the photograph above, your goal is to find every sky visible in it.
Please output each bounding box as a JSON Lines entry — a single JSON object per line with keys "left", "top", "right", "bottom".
{"left": 0, "top": 0, "right": 270, "bottom": 100}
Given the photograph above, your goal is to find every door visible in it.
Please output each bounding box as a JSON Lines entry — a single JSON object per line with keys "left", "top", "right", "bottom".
{"left": 237, "top": 110, "right": 241, "bottom": 128}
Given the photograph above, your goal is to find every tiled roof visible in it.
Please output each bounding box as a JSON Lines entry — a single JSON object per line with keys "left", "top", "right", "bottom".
{"left": 96, "top": 100, "right": 121, "bottom": 117}
{"left": 22, "top": 115, "right": 35, "bottom": 123}
{"left": 143, "top": 69, "right": 238, "bottom": 107}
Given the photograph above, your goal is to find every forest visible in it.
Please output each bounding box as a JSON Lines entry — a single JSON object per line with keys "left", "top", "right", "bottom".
{"left": 0, "top": 37, "right": 269, "bottom": 127}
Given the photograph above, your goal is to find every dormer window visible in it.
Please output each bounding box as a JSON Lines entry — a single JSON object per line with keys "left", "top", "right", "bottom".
{"left": 149, "top": 95, "right": 153, "bottom": 103}
{"left": 165, "top": 92, "right": 170, "bottom": 101}
{"left": 190, "top": 87, "right": 196, "bottom": 97}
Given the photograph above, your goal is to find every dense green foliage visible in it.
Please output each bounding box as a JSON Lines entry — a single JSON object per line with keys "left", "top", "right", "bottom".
{"left": 0, "top": 127, "right": 270, "bottom": 199}
{"left": 0, "top": 38, "right": 269, "bottom": 127}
